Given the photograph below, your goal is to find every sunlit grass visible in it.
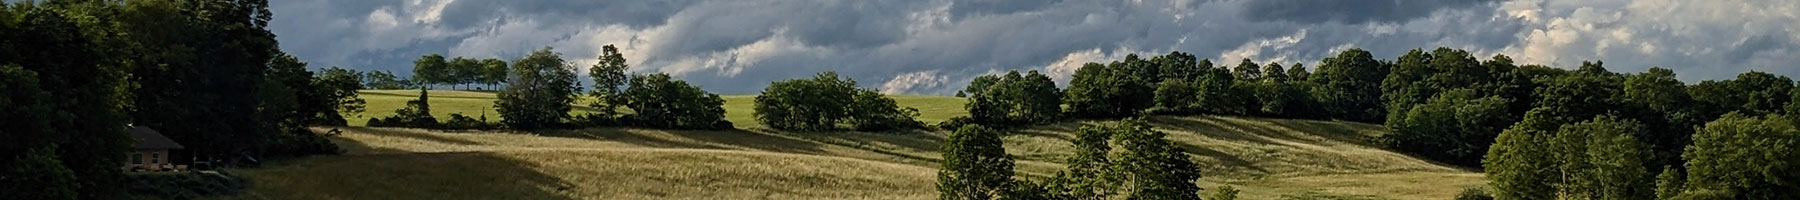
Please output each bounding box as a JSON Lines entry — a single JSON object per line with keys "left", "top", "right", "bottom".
{"left": 247, "top": 111, "right": 1482, "bottom": 199}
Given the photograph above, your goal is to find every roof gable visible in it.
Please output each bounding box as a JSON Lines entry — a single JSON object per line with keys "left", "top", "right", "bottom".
{"left": 128, "top": 125, "right": 185, "bottom": 150}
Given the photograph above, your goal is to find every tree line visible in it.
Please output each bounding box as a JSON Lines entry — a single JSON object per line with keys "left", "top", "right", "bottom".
{"left": 946, "top": 47, "right": 1798, "bottom": 199}
{"left": 366, "top": 45, "right": 924, "bottom": 132}
{"left": 1, "top": 1, "right": 360, "bottom": 198}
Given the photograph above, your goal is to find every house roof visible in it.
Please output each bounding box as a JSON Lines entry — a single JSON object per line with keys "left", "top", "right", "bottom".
{"left": 128, "top": 125, "right": 184, "bottom": 150}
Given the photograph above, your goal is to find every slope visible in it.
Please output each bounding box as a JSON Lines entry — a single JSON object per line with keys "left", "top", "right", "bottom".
{"left": 230, "top": 90, "right": 1483, "bottom": 199}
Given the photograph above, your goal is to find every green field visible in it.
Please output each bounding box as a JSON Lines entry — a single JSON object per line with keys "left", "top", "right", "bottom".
{"left": 234, "top": 90, "right": 1483, "bottom": 199}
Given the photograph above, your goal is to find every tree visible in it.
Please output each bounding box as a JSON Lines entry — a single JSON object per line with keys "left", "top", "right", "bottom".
{"left": 1231, "top": 59, "right": 1261, "bottom": 81}
{"left": 967, "top": 70, "right": 1062, "bottom": 125}
{"left": 1195, "top": 65, "right": 1251, "bottom": 115}
{"left": 1153, "top": 78, "right": 1199, "bottom": 113}
{"left": 1110, "top": 118, "right": 1202, "bottom": 200}
{"left": 449, "top": 57, "right": 480, "bottom": 90}
{"left": 1384, "top": 89, "right": 1511, "bottom": 167}
{"left": 1311, "top": 48, "right": 1389, "bottom": 122}
{"left": 496, "top": 47, "right": 579, "bottom": 130}
{"left": 938, "top": 125, "right": 1014, "bottom": 200}
{"left": 620, "top": 73, "right": 730, "bottom": 130}
{"left": 847, "top": 89, "right": 923, "bottom": 131}
{"left": 306, "top": 67, "right": 367, "bottom": 126}
{"left": 1065, "top": 63, "right": 1153, "bottom": 118}
{"left": 1679, "top": 113, "right": 1800, "bottom": 199}
{"left": 479, "top": 58, "right": 508, "bottom": 90}
{"left": 964, "top": 74, "right": 1000, "bottom": 97}
{"left": 363, "top": 70, "right": 406, "bottom": 89}
{"left": 1155, "top": 51, "right": 1201, "bottom": 81}
{"left": 754, "top": 71, "right": 917, "bottom": 131}
{"left": 1262, "top": 62, "right": 1288, "bottom": 82}
{"left": 1286, "top": 63, "right": 1309, "bottom": 81}
{"left": 1046, "top": 122, "right": 1120, "bottom": 200}
{"left": 1657, "top": 167, "right": 1686, "bottom": 200}
{"left": 2, "top": 147, "right": 78, "bottom": 200}
{"left": 1484, "top": 108, "right": 1560, "bottom": 200}
{"left": 1551, "top": 115, "right": 1653, "bottom": 200}
{"left": 414, "top": 54, "right": 449, "bottom": 89}
{"left": 589, "top": 45, "right": 630, "bottom": 118}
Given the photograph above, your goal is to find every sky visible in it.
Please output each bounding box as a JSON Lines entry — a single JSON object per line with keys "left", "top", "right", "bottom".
{"left": 269, "top": 0, "right": 1800, "bottom": 95}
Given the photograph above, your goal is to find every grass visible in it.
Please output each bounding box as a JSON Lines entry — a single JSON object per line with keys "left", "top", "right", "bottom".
{"left": 234, "top": 90, "right": 1483, "bottom": 199}
{"left": 351, "top": 90, "right": 967, "bottom": 127}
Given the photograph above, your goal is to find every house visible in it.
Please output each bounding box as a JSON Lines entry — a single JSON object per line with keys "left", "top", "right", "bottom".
{"left": 124, "top": 125, "right": 185, "bottom": 172}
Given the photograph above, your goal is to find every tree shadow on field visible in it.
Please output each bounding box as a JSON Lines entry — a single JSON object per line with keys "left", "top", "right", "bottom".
{"left": 243, "top": 134, "right": 577, "bottom": 199}
{"left": 749, "top": 128, "right": 949, "bottom": 166}
{"left": 339, "top": 127, "right": 485, "bottom": 146}
{"left": 537, "top": 127, "right": 833, "bottom": 156}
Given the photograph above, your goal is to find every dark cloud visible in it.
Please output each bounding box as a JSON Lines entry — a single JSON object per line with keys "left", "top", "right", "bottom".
{"left": 269, "top": 0, "right": 1800, "bottom": 95}
{"left": 1238, "top": 0, "right": 1500, "bottom": 24}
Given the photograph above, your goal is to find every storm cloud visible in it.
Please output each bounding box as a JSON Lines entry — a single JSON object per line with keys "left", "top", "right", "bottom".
{"left": 270, "top": 0, "right": 1800, "bottom": 95}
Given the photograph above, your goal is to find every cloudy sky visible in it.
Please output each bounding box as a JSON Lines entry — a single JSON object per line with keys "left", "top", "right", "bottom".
{"left": 270, "top": 0, "right": 1800, "bottom": 94}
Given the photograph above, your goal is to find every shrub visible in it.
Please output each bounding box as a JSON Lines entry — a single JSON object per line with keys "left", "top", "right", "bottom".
{"left": 754, "top": 71, "right": 919, "bottom": 131}
{"left": 123, "top": 171, "right": 248, "bottom": 199}
{"left": 1454, "top": 187, "right": 1494, "bottom": 200}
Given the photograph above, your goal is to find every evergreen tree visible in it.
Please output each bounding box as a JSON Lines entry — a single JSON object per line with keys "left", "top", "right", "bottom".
{"left": 589, "top": 45, "right": 630, "bottom": 118}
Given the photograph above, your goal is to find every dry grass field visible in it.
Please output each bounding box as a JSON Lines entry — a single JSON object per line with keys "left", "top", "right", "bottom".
{"left": 229, "top": 90, "right": 1483, "bottom": 199}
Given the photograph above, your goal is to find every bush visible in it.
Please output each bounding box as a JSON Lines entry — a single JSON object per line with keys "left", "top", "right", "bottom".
{"left": 123, "top": 171, "right": 248, "bottom": 199}
{"left": 1454, "top": 187, "right": 1494, "bottom": 200}
{"left": 754, "top": 71, "right": 919, "bottom": 131}
{"left": 1209, "top": 185, "right": 1241, "bottom": 200}
{"left": 261, "top": 127, "right": 341, "bottom": 158}
{"left": 439, "top": 113, "right": 498, "bottom": 130}
{"left": 619, "top": 73, "right": 732, "bottom": 130}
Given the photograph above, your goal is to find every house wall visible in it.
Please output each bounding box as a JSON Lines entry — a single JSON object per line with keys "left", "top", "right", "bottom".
{"left": 121, "top": 149, "right": 170, "bottom": 171}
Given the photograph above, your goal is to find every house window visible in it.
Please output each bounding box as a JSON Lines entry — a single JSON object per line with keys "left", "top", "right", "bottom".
{"left": 151, "top": 152, "right": 160, "bottom": 164}
{"left": 131, "top": 153, "right": 142, "bottom": 164}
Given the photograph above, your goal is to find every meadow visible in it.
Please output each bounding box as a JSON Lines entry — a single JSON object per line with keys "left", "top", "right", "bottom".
{"left": 232, "top": 90, "right": 1483, "bottom": 199}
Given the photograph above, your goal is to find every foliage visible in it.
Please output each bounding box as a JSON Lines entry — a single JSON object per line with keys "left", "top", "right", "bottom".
{"left": 1679, "top": 113, "right": 1800, "bottom": 199}
{"left": 1151, "top": 78, "right": 1199, "bottom": 114}
{"left": 1657, "top": 166, "right": 1686, "bottom": 200}
{"left": 414, "top": 54, "right": 449, "bottom": 88}
{"left": 1064, "top": 62, "right": 1153, "bottom": 118}
{"left": 362, "top": 70, "right": 408, "bottom": 89}
{"left": 2, "top": 147, "right": 78, "bottom": 200}
{"left": 1483, "top": 108, "right": 1560, "bottom": 200}
{"left": 1383, "top": 89, "right": 1512, "bottom": 167}
{"left": 1309, "top": 48, "right": 1388, "bottom": 122}
{"left": 621, "top": 73, "right": 732, "bottom": 130}
{"left": 1453, "top": 187, "right": 1493, "bottom": 200}
{"left": 1208, "top": 185, "right": 1241, "bottom": 200}
{"left": 496, "top": 47, "right": 580, "bottom": 130}
{"left": 122, "top": 170, "right": 248, "bottom": 199}
{"left": 1045, "top": 122, "right": 1121, "bottom": 200}
{"left": 478, "top": 58, "right": 508, "bottom": 90}
{"left": 589, "top": 45, "right": 630, "bottom": 118}
{"left": 938, "top": 125, "right": 1014, "bottom": 200}
{"left": 1110, "top": 118, "right": 1203, "bottom": 200}
{"left": 754, "top": 71, "right": 919, "bottom": 131}
{"left": 1550, "top": 115, "right": 1653, "bottom": 200}
{"left": 967, "top": 70, "right": 1062, "bottom": 126}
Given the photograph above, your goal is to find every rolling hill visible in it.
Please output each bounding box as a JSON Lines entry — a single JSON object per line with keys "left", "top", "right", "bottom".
{"left": 231, "top": 90, "right": 1483, "bottom": 199}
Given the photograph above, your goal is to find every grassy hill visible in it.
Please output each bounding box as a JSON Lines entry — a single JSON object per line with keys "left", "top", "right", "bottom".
{"left": 232, "top": 90, "right": 1483, "bottom": 199}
